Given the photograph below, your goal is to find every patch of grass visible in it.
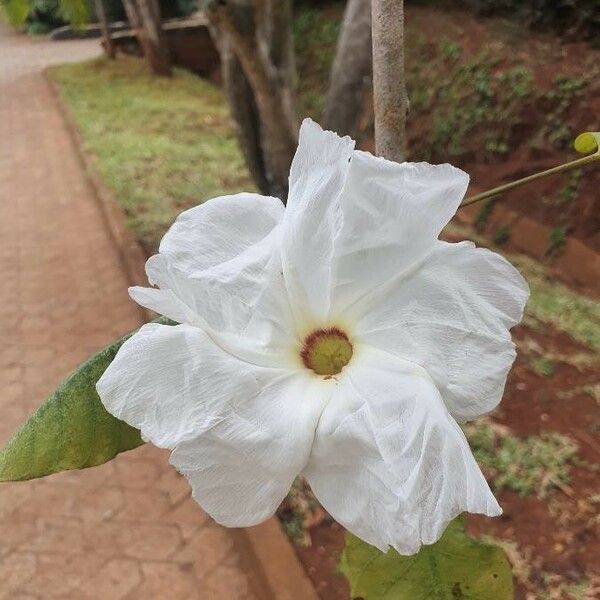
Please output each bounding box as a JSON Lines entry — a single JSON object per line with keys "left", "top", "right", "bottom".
{"left": 530, "top": 356, "right": 555, "bottom": 377}
{"left": 558, "top": 168, "right": 582, "bottom": 205}
{"left": 439, "top": 38, "right": 461, "bottom": 62}
{"left": 539, "top": 75, "right": 588, "bottom": 149}
{"left": 50, "top": 56, "right": 252, "bottom": 253}
{"left": 547, "top": 227, "right": 568, "bottom": 258}
{"left": 518, "top": 337, "right": 598, "bottom": 375}
{"left": 418, "top": 53, "right": 534, "bottom": 162}
{"left": 465, "top": 419, "right": 579, "bottom": 497}
{"left": 512, "top": 254, "right": 600, "bottom": 352}
{"left": 565, "top": 579, "right": 595, "bottom": 600}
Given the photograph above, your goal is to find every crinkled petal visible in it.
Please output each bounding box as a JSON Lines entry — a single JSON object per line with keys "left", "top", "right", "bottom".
{"left": 282, "top": 119, "right": 355, "bottom": 324}
{"left": 329, "top": 152, "right": 470, "bottom": 314}
{"left": 130, "top": 193, "right": 296, "bottom": 354}
{"left": 304, "top": 346, "right": 499, "bottom": 555}
{"left": 281, "top": 120, "right": 468, "bottom": 324}
{"left": 170, "top": 373, "right": 332, "bottom": 527}
{"left": 159, "top": 192, "right": 283, "bottom": 274}
{"left": 355, "top": 241, "right": 529, "bottom": 422}
{"left": 96, "top": 323, "right": 288, "bottom": 449}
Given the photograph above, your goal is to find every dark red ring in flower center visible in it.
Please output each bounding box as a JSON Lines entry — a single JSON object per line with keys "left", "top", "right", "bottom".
{"left": 300, "top": 327, "right": 353, "bottom": 376}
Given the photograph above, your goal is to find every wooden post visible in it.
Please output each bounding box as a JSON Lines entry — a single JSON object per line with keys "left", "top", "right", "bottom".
{"left": 371, "top": 0, "right": 408, "bottom": 161}
{"left": 94, "top": 0, "right": 115, "bottom": 59}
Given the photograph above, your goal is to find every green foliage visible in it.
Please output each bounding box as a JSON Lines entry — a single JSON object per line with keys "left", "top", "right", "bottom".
{"left": 547, "top": 227, "right": 567, "bottom": 257}
{"left": 557, "top": 169, "right": 582, "bottom": 205}
{"left": 2, "top": 0, "right": 195, "bottom": 31}
{"left": 1, "top": 0, "right": 88, "bottom": 28}
{"left": 340, "top": 517, "right": 513, "bottom": 600}
{"left": 51, "top": 57, "right": 252, "bottom": 253}
{"left": 2, "top": 0, "right": 29, "bottom": 25}
{"left": 439, "top": 38, "right": 461, "bottom": 62}
{"left": 421, "top": 54, "right": 533, "bottom": 161}
{"left": 466, "top": 422, "right": 578, "bottom": 497}
{"left": 493, "top": 224, "right": 511, "bottom": 245}
{"left": 536, "top": 75, "right": 589, "bottom": 149}
{"left": 475, "top": 198, "right": 495, "bottom": 231}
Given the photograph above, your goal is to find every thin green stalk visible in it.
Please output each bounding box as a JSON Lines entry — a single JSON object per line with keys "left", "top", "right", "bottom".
{"left": 460, "top": 132, "right": 600, "bottom": 208}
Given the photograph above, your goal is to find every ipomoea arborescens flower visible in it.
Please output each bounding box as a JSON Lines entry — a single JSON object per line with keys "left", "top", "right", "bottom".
{"left": 97, "top": 119, "right": 529, "bottom": 554}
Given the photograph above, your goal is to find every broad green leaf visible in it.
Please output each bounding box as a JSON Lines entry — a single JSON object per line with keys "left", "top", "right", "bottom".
{"left": 339, "top": 517, "right": 514, "bottom": 600}
{"left": 0, "top": 317, "right": 175, "bottom": 482}
{"left": 574, "top": 132, "right": 600, "bottom": 156}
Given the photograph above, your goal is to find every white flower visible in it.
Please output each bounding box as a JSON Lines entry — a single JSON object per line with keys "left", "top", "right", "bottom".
{"left": 97, "top": 119, "right": 529, "bottom": 555}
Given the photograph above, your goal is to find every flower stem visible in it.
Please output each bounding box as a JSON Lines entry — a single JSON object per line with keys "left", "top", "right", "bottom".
{"left": 460, "top": 152, "right": 600, "bottom": 209}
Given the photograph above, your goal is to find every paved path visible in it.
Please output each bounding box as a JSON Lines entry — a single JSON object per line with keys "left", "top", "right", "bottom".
{"left": 0, "top": 24, "right": 265, "bottom": 599}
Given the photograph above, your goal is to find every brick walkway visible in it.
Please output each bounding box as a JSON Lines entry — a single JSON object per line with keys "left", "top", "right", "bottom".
{"left": 0, "top": 24, "right": 266, "bottom": 599}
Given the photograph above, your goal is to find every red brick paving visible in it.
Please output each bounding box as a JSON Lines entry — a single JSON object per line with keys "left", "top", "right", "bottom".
{"left": 0, "top": 23, "right": 265, "bottom": 599}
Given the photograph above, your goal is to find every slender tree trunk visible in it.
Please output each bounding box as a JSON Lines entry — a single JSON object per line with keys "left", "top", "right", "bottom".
{"left": 371, "top": 0, "right": 408, "bottom": 161}
{"left": 95, "top": 0, "right": 115, "bottom": 59}
{"left": 123, "top": 0, "right": 171, "bottom": 77}
{"left": 323, "top": 0, "right": 372, "bottom": 138}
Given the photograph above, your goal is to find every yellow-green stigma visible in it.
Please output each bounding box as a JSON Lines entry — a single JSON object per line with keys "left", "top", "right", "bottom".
{"left": 301, "top": 327, "right": 353, "bottom": 376}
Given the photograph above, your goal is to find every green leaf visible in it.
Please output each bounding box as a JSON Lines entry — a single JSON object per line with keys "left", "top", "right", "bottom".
{"left": 0, "top": 317, "right": 175, "bottom": 482}
{"left": 339, "top": 517, "right": 514, "bottom": 600}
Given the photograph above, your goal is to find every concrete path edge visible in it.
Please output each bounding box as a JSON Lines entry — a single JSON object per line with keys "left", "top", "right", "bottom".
{"left": 45, "top": 67, "right": 320, "bottom": 600}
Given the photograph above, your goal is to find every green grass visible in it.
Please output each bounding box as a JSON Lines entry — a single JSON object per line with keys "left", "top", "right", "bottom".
{"left": 513, "top": 254, "right": 600, "bottom": 352}
{"left": 465, "top": 419, "right": 579, "bottom": 498}
{"left": 529, "top": 356, "right": 555, "bottom": 377}
{"left": 50, "top": 56, "right": 252, "bottom": 253}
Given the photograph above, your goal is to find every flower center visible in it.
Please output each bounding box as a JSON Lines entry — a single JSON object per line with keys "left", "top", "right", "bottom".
{"left": 300, "top": 327, "right": 353, "bottom": 376}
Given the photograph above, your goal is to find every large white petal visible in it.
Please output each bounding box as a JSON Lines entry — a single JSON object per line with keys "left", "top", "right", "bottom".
{"left": 130, "top": 193, "right": 296, "bottom": 353}
{"left": 96, "top": 323, "right": 289, "bottom": 449}
{"left": 355, "top": 241, "right": 529, "bottom": 422}
{"left": 281, "top": 120, "right": 468, "bottom": 325}
{"left": 282, "top": 119, "right": 355, "bottom": 324}
{"left": 304, "top": 346, "right": 499, "bottom": 555}
{"left": 170, "top": 373, "right": 333, "bottom": 527}
{"left": 329, "top": 152, "right": 470, "bottom": 314}
{"left": 159, "top": 192, "right": 283, "bottom": 274}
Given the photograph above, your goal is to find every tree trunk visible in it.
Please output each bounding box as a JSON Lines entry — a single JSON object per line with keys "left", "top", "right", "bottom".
{"left": 323, "top": 0, "right": 372, "bottom": 138}
{"left": 371, "top": 0, "right": 408, "bottom": 161}
{"left": 95, "top": 0, "right": 115, "bottom": 59}
{"left": 207, "top": 1, "right": 297, "bottom": 199}
{"left": 123, "top": 0, "right": 171, "bottom": 77}
{"left": 221, "top": 40, "right": 270, "bottom": 194}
